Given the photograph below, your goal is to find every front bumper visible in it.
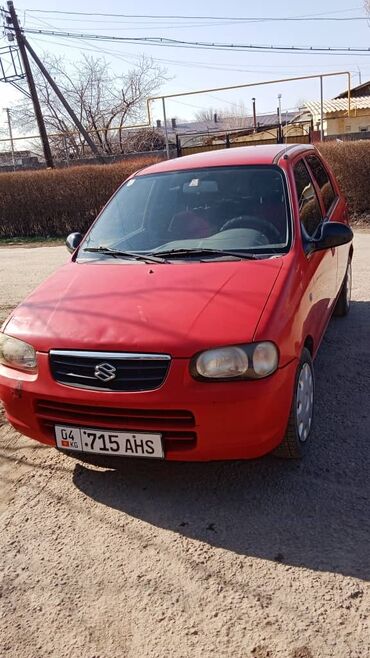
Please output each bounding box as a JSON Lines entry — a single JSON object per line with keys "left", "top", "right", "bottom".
{"left": 0, "top": 353, "right": 298, "bottom": 461}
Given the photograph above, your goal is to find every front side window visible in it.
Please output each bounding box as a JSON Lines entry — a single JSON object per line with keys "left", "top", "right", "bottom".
{"left": 293, "top": 160, "right": 323, "bottom": 237}
{"left": 306, "top": 154, "right": 336, "bottom": 214}
{"left": 79, "top": 165, "right": 291, "bottom": 262}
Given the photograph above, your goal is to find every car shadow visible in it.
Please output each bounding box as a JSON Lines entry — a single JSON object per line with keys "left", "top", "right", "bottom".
{"left": 72, "top": 300, "right": 370, "bottom": 581}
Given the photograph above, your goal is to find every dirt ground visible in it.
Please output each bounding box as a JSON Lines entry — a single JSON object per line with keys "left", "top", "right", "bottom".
{"left": 0, "top": 237, "right": 369, "bottom": 658}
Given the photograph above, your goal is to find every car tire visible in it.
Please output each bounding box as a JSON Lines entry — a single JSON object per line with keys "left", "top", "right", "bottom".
{"left": 274, "top": 348, "right": 315, "bottom": 459}
{"left": 334, "top": 260, "right": 352, "bottom": 317}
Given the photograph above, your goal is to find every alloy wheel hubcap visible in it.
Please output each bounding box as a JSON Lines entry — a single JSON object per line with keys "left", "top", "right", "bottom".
{"left": 296, "top": 363, "right": 314, "bottom": 442}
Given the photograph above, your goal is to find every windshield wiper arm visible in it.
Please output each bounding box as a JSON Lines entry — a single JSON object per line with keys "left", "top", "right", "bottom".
{"left": 153, "top": 247, "right": 258, "bottom": 260}
{"left": 83, "top": 247, "right": 168, "bottom": 264}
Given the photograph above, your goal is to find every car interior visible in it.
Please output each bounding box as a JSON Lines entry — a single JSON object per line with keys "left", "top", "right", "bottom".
{"left": 81, "top": 166, "right": 291, "bottom": 257}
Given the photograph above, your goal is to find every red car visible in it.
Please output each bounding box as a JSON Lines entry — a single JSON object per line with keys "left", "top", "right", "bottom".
{"left": 0, "top": 144, "right": 352, "bottom": 462}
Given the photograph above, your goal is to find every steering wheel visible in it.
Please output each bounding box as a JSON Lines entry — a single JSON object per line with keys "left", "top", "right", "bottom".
{"left": 220, "top": 215, "right": 282, "bottom": 242}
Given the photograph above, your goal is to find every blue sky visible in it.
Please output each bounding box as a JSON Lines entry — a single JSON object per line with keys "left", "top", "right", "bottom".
{"left": 1, "top": 0, "right": 370, "bottom": 136}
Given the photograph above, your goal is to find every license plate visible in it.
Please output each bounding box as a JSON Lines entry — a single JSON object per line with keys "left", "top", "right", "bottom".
{"left": 55, "top": 425, "right": 164, "bottom": 459}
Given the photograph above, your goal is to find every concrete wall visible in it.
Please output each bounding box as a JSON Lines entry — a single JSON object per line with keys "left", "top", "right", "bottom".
{"left": 309, "top": 109, "right": 370, "bottom": 136}
{"left": 326, "top": 112, "right": 370, "bottom": 135}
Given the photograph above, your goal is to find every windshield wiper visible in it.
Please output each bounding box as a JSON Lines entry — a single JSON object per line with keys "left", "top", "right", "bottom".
{"left": 83, "top": 247, "right": 168, "bottom": 264}
{"left": 153, "top": 247, "right": 258, "bottom": 260}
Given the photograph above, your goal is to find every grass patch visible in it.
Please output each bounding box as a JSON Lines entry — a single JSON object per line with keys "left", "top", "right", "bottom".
{"left": 0, "top": 237, "right": 65, "bottom": 247}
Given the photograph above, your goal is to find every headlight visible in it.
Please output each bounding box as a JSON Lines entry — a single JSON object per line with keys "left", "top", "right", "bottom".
{"left": 252, "top": 342, "right": 279, "bottom": 377}
{"left": 191, "top": 342, "right": 278, "bottom": 381}
{"left": 0, "top": 334, "right": 37, "bottom": 372}
{"left": 195, "top": 346, "right": 249, "bottom": 379}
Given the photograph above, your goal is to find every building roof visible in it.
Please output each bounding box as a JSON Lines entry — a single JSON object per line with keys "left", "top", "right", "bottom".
{"left": 335, "top": 80, "right": 370, "bottom": 99}
{"left": 137, "top": 144, "right": 315, "bottom": 176}
{"left": 304, "top": 96, "right": 370, "bottom": 115}
{"left": 0, "top": 149, "right": 34, "bottom": 158}
{"left": 157, "top": 111, "right": 303, "bottom": 137}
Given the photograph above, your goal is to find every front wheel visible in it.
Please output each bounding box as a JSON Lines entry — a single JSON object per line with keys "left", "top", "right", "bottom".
{"left": 274, "top": 348, "right": 315, "bottom": 459}
{"left": 334, "top": 260, "right": 352, "bottom": 317}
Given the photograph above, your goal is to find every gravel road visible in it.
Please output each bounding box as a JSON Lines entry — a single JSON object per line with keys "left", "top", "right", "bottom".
{"left": 0, "top": 236, "right": 369, "bottom": 658}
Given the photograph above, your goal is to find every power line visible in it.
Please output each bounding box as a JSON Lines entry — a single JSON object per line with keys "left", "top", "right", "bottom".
{"left": 30, "top": 34, "right": 370, "bottom": 81}
{"left": 15, "top": 28, "right": 370, "bottom": 56}
{"left": 27, "top": 31, "right": 370, "bottom": 73}
{"left": 24, "top": 8, "right": 368, "bottom": 22}
{"left": 22, "top": 17, "right": 370, "bottom": 31}
{"left": 26, "top": 14, "right": 369, "bottom": 74}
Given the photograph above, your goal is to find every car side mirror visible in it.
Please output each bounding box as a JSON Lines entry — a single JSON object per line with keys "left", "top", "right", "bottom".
{"left": 66, "top": 232, "right": 83, "bottom": 253}
{"left": 307, "top": 222, "right": 353, "bottom": 254}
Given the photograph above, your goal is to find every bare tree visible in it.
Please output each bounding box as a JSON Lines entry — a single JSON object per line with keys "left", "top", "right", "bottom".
{"left": 119, "top": 127, "right": 166, "bottom": 153}
{"left": 365, "top": 0, "right": 370, "bottom": 14}
{"left": 296, "top": 98, "right": 308, "bottom": 110}
{"left": 222, "top": 102, "right": 250, "bottom": 129}
{"left": 195, "top": 107, "right": 225, "bottom": 122}
{"left": 13, "top": 53, "right": 167, "bottom": 158}
{"left": 195, "top": 101, "right": 250, "bottom": 129}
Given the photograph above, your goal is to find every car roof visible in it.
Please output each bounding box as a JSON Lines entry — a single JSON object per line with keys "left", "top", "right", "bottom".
{"left": 137, "top": 144, "right": 316, "bottom": 176}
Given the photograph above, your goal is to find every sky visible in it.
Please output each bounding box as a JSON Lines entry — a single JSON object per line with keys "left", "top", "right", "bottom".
{"left": 1, "top": 0, "right": 370, "bottom": 143}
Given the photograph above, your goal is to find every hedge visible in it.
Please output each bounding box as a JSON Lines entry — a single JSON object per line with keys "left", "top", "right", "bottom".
{"left": 0, "top": 142, "right": 369, "bottom": 238}
{"left": 317, "top": 141, "right": 370, "bottom": 217}
{"left": 0, "top": 156, "right": 162, "bottom": 238}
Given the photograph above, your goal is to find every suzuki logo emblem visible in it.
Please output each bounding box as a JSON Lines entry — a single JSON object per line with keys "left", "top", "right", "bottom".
{"left": 94, "top": 362, "right": 117, "bottom": 382}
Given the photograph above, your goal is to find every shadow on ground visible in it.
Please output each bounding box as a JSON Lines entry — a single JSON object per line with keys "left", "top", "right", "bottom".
{"left": 71, "top": 300, "right": 370, "bottom": 581}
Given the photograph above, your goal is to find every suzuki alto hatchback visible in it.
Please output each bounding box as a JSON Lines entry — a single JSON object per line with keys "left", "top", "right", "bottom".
{"left": 0, "top": 145, "right": 353, "bottom": 462}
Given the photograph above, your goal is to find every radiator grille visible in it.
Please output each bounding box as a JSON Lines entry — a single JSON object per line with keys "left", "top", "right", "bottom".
{"left": 49, "top": 351, "right": 170, "bottom": 392}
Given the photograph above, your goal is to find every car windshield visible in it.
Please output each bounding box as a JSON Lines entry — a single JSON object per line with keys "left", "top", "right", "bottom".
{"left": 79, "top": 165, "right": 291, "bottom": 262}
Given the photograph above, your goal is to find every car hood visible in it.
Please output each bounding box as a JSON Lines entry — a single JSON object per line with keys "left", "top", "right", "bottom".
{"left": 4, "top": 259, "right": 282, "bottom": 357}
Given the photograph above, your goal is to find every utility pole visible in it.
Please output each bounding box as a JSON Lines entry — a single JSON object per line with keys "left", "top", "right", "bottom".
{"left": 161, "top": 97, "right": 170, "bottom": 159}
{"left": 24, "top": 39, "right": 105, "bottom": 163}
{"left": 7, "top": 1, "right": 54, "bottom": 168}
{"left": 319, "top": 76, "right": 324, "bottom": 142}
{"left": 3, "top": 107, "right": 16, "bottom": 170}
{"left": 277, "top": 94, "right": 283, "bottom": 143}
{"left": 278, "top": 94, "right": 282, "bottom": 126}
{"left": 252, "top": 97, "right": 257, "bottom": 132}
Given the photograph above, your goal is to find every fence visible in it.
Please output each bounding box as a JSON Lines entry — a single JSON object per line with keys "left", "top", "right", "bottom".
{"left": 2, "top": 117, "right": 370, "bottom": 173}
{"left": 175, "top": 120, "right": 312, "bottom": 158}
{"left": 0, "top": 148, "right": 172, "bottom": 173}
{"left": 0, "top": 125, "right": 172, "bottom": 172}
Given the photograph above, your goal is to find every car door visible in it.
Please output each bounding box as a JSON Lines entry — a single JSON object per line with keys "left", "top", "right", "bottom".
{"left": 305, "top": 152, "right": 349, "bottom": 294}
{"left": 292, "top": 158, "right": 337, "bottom": 346}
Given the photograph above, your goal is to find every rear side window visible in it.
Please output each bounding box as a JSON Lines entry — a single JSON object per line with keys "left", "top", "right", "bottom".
{"left": 306, "top": 154, "right": 336, "bottom": 214}
{"left": 293, "top": 160, "right": 323, "bottom": 237}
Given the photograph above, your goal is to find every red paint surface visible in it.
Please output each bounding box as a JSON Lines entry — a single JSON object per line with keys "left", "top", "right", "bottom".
{"left": 0, "top": 145, "right": 352, "bottom": 460}
{"left": 3, "top": 258, "right": 282, "bottom": 355}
